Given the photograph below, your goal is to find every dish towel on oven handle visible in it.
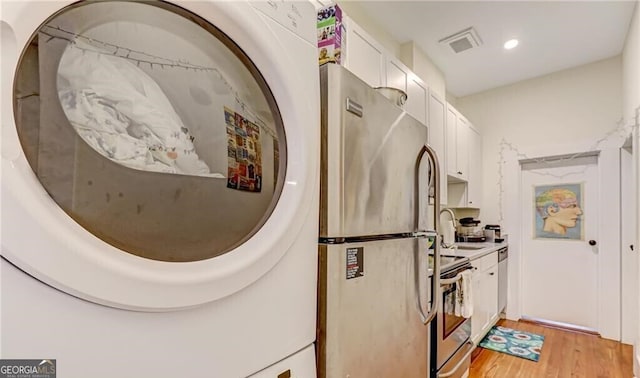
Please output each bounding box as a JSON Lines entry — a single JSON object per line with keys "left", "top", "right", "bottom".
{"left": 454, "top": 269, "right": 474, "bottom": 318}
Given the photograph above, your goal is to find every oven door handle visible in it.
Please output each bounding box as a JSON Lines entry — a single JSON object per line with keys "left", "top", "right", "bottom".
{"left": 440, "top": 267, "right": 472, "bottom": 285}
{"left": 438, "top": 341, "right": 476, "bottom": 378}
{"left": 440, "top": 273, "right": 463, "bottom": 285}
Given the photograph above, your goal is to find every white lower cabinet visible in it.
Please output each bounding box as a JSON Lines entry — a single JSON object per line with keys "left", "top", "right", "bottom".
{"left": 484, "top": 264, "right": 499, "bottom": 330}
{"left": 470, "top": 270, "right": 485, "bottom": 343}
{"left": 470, "top": 251, "right": 499, "bottom": 344}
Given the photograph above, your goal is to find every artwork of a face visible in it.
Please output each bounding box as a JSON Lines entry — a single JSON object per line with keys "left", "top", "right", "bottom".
{"left": 534, "top": 184, "right": 583, "bottom": 240}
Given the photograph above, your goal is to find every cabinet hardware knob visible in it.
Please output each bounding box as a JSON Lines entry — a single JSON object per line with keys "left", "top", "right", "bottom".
{"left": 489, "top": 272, "right": 495, "bottom": 276}
{"left": 457, "top": 171, "right": 463, "bottom": 175}
{"left": 588, "top": 240, "right": 597, "bottom": 246}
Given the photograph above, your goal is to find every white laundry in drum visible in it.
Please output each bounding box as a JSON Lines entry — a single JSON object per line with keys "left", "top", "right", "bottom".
{"left": 56, "top": 39, "right": 222, "bottom": 177}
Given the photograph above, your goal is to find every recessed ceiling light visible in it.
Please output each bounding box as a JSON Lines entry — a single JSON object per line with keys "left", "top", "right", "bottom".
{"left": 504, "top": 39, "right": 519, "bottom": 50}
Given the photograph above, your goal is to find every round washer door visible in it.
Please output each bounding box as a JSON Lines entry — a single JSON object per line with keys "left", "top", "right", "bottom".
{"left": 1, "top": 0, "right": 318, "bottom": 310}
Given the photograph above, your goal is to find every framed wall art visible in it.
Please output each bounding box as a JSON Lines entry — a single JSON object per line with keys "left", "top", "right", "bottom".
{"left": 534, "top": 183, "right": 583, "bottom": 240}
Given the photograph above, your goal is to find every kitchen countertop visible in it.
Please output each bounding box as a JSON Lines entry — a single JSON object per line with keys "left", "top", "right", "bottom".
{"left": 440, "top": 241, "right": 507, "bottom": 260}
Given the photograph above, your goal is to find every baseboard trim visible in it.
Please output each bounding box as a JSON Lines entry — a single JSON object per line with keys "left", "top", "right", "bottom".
{"left": 519, "top": 316, "right": 600, "bottom": 336}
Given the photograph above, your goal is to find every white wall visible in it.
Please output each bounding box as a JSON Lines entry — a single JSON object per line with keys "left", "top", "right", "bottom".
{"left": 456, "top": 56, "right": 623, "bottom": 225}
{"left": 456, "top": 56, "right": 624, "bottom": 340}
{"left": 623, "top": 2, "right": 640, "bottom": 123}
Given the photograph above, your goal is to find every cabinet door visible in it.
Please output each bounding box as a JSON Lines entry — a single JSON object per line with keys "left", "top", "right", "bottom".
{"left": 385, "top": 57, "right": 408, "bottom": 93}
{"left": 343, "top": 17, "right": 385, "bottom": 88}
{"left": 455, "top": 115, "right": 469, "bottom": 181}
{"left": 445, "top": 103, "right": 469, "bottom": 182}
{"left": 484, "top": 264, "right": 499, "bottom": 331}
{"left": 446, "top": 105, "right": 458, "bottom": 177}
{"left": 428, "top": 90, "right": 446, "bottom": 205}
{"left": 386, "top": 57, "right": 428, "bottom": 126}
{"left": 467, "top": 126, "right": 482, "bottom": 208}
{"left": 406, "top": 75, "right": 427, "bottom": 125}
{"left": 470, "top": 269, "right": 484, "bottom": 343}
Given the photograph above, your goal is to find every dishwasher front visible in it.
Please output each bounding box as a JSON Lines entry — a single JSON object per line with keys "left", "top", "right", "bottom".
{"left": 498, "top": 247, "right": 508, "bottom": 314}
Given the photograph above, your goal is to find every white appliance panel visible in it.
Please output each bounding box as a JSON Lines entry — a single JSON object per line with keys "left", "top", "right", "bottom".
{"left": 1, "top": 1, "right": 319, "bottom": 376}
{"left": 2, "top": 0, "right": 318, "bottom": 310}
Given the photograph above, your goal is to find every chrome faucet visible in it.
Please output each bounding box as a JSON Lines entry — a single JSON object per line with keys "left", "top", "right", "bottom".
{"left": 439, "top": 208, "right": 457, "bottom": 248}
{"left": 440, "top": 208, "right": 456, "bottom": 225}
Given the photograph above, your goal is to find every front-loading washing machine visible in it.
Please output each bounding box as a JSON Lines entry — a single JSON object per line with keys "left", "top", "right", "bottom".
{"left": 1, "top": 1, "right": 319, "bottom": 377}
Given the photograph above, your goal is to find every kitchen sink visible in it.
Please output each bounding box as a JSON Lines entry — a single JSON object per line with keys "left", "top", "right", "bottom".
{"left": 456, "top": 245, "right": 485, "bottom": 250}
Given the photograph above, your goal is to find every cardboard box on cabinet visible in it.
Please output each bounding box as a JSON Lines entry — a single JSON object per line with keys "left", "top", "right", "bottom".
{"left": 317, "top": 5, "right": 344, "bottom": 65}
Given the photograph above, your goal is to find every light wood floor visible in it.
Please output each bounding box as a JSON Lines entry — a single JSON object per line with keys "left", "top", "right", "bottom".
{"left": 469, "top": 319, "right": 633, "bottom": 378}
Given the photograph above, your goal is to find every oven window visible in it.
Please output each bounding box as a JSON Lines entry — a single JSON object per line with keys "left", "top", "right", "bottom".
{"left": 13, "top": 1, "right": 286, "bottom": 262}
{"left": 442, "top": 282, "right": 467, "bottom": 338}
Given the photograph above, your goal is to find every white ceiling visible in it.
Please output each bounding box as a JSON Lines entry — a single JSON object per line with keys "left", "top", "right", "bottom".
{"left": 354, "top": 1, "right": 637, "bottom": 97}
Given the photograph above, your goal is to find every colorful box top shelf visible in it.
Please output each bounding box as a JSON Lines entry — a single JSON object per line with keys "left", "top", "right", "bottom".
{"left": 317, "top": 5, "right": 343, "bottom": 65}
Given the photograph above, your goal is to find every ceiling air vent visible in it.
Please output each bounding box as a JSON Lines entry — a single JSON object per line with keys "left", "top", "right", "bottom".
{"left": 439, "top": 27, "right": 483, "bottom": 53}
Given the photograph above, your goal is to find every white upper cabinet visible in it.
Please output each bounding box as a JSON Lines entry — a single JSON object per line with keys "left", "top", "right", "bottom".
{"left": 406, "top": 74, "right": 428, "bottom": 126}
{"left": 456, "top": 114, "right": 469, "bottom": 180}
{"left": 446, "top": 103, "right": 469, "bottom": 182}
{"left": 385, "top": 56, "right": 408, "bottom": 92}
{"left": 467, "top": 125, "right": 482, "bottom": 208}
{"left": 337, "top": 16, "right": 492, "bottom": 212}
{"left": 428, "top": 89, "right": 446, "bottom": 205}
{"left": 385, "top": 56, "right": 428, "bottom": 126}
{"left": 446, "top": 104, "right": 460, "bottom": 179}
{"left": 343, "top": 16, "right": 385, "bottom": 88}
{"left": 342, "top": 17, "right": 429, "bottom": 126}
{"left": 446, "top": 103, "right": 482, "bottom": 209}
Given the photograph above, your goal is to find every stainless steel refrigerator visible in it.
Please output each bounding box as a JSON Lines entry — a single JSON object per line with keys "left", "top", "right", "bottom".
{"left": 317, "top": 64, "right": 442, "bottom": 378}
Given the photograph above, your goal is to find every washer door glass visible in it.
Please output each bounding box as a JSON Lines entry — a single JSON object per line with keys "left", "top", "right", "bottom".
{"left": 13, "top": 1, "right": 286, "bottom": 262}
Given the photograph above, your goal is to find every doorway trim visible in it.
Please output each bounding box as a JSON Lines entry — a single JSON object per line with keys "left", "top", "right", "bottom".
{"left": 503, "top": 146, "right": 621, "bottom": 341}
{"left": 632, "top": 110, "right": 640, "bottom": 375}
{"left": 621, "top": 141, "right": 636, "bottom": 345}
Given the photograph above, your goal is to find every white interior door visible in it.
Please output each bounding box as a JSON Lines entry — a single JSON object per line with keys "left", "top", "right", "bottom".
{"left": 521, "top": 157, "right": 599, "bottom": 331}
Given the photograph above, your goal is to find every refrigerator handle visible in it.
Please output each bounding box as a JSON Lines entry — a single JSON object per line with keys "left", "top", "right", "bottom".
{"left": 414, "top": 144, "right": 441, "bottom": 325}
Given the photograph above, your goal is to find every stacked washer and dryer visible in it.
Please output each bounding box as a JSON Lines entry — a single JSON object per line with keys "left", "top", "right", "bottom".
{"left": 1, "top": 1, "right": 319, "bottom": 377}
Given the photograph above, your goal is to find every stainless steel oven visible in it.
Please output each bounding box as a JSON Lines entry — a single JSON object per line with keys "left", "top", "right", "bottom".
{"left": 431, "top": 260, "right": 475, "bottom": 378}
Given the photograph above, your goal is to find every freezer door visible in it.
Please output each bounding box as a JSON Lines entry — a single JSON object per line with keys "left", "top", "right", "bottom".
{"left": 319, "top": 64, "right": 430, "bottom": 238}
{"left": 317, "top": 237, "right": 431, "bottom": 378}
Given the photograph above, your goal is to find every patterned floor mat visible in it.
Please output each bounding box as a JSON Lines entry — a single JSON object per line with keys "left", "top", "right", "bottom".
{"left": 478, "top": 325, "right": 545, "bottom": 362}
